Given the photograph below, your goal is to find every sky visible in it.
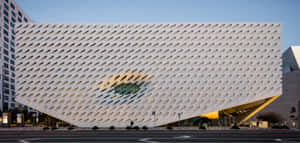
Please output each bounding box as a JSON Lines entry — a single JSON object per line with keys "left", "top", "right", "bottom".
{"left": 15, "top": 0, "right": 300, "bottom": 52}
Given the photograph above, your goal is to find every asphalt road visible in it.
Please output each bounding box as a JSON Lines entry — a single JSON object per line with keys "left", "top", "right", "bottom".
{"left": 0, "top": 130, "right": 300, "bottom": 143}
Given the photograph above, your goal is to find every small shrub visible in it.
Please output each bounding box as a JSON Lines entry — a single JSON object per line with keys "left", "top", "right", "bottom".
{"left": 92, "top": 126, "right": 99, "bottom": 130}
{"left": 68, "top": 126, "right": 74, "bottom": 130}
{"left": 199, "top": 126, "right": 206, "bottom": 130}
{"left": 166, "top": 126, "right": 173, "bottom": 130}
{"left": 231, "top": 125, "right": 240, "bottom": 129}
{"left": 133, "top": 126, "right": 139, "bottom": 130}
{"left": 43, "top": 127, "right": 50, "bottom": 131}
{"left": 272, "top": 125, "right": 289, "bottom": 129}
{"left": 109, "top": 126, "right": 115, "bottom": 130}
{"left": 142, "top": 126, "right": 148, "bottom": 130}
{"left": 282, "top": 125, "right": 289, "bottom": 129}
{"left": 51, "top": 127, "right": 58, "bottom": 130}
{"left": 126, "top": 126, "right": 132, "bottom": 130}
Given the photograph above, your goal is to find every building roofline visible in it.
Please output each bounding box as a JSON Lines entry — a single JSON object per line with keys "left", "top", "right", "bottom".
{"left": 15, "top": 22, "right": 282, "bottom": 24}
{"left": 13, "top": 0, "right": 32, "bottom": 22}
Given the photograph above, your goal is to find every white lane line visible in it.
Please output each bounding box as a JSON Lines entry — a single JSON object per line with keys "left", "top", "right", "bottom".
{"left": 274, "top": 138, "right": 283, "bottom": 142}
{"left": 139, "top": 138, "right": 160, "bottom": 143}
{"left": 173, "top": 135, "right": 191, "bottom": 139}
{"left": 19, "top": 140, "right": 30, "bottom": 143}
{"left": 19, "top": 138, "right": 41, "bottom": 143}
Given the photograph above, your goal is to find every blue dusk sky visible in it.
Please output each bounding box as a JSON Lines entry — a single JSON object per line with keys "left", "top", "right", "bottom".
{"left": 15, "top": 0, "right": 300, "bottom": 52}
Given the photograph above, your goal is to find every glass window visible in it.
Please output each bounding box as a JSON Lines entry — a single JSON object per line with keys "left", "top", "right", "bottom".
{"left": 10, "top": 59, "right": 15, "bottom": 65}
{"left": 4, "top": 36, "right": 9, "bottom": 42}
{"left": 11, "top": 17, "right": 16, "bottom": 23}
{"left": 24, "top": 17, "right": 28, "bottom": 22}
{"left": 11, "top": 11, "right": 16, "bottom": 17}
{"left": 4, "top": 62, "right": 9, "bottom": 68}
{"left": 18, "top": 11, "right": 23, "bottom": 17}
{"left": 4, "top": 3, "right": 9, "bottom": 10}
{"left": 113, "top": 83, "right": 142, "bottom": 95}
{"left": 10, "top": 66, "right": 15, "bottom": 71}
{"left": 10, "top": 22, "right": 15, "bottom": 28}
{"left": 4, "top": 69, "right": 9, "bottom": 75}
{"left": 10, "top": 41, "right": 14, "bottom": 47}
{"left": 4, "top": 49, "right": 9, "bottom": 55}
{"left": 4, "top": 16, "right": 9, "bottom": 23}
{"left": 4, "top": 56, "right": 9, "bottom": 61}
{"left": 11, "top": 81, "right": 15, "bottom": 86}
{"left": 10, "top": 47, "right": 15, "bottom": 52}
{"left": 18, "top": 17, "right": 22, "bottom": 22}
{"left": 3, "top": 9, "right": 8, "bottom": 16}
{"left": 11, "top": 35, "right": 15, "bottom": 40}
{"left": 3, "top": 29, "right": 9, "bottom": 36}
{"left": 4, "top": 76, "right": 9, "bottom": 81}
{"left": 10, "top": 3, "right": 15, "bottom": 10}
{"left": 11, "top": 79, "right": 15, "bottom": 84}
{"left": 3, "top": 83, "right": 9, "bottom": 88}
{"left": 4, "top": 23, "right": 9, "bottom": 29}
{"left": 4, "top": 42, "right": 9, "bottom": 48}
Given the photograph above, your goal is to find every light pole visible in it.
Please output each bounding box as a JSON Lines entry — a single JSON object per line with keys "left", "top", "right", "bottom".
{"left": 152, "top": 111, "right": 156, "bottom": 127}
{"left": 178, "top": 112, "right": 183, "bottom": 126}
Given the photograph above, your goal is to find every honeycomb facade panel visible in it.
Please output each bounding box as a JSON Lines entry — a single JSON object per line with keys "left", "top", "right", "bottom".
{"left": 15, "top": 23, "right": 281, "bottom": 127}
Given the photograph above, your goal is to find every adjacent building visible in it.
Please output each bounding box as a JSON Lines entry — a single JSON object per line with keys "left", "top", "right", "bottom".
{"left": 15, "top": 23, "right": 282, "bottom": 127}
{"left": 251, "top": 46, "right": 300, "bottom": 128}
{"left": 283, "top": 46, "right": 300, "bottom": 73}
{"left": 0, "top": 0, "right": 31, "bottom": 112}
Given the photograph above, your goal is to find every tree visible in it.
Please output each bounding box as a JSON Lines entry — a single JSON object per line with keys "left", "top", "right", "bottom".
{"left": 290, "top": 107, "right": 296, "bottom": 113}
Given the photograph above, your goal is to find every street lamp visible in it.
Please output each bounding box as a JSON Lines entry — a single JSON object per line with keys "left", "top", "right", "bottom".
{"left": 178, "top": 112, "right": 183, "bottom": 126}
{"left": 152, "top": 111, "right": 156, "bottom": 127}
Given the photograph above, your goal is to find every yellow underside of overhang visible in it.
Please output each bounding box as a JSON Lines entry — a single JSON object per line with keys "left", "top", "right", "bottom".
{"left": 238, "top": 94, "right": 280, "bottom": 123}
{"left": 200, "top": 95, "right": 280, "bottom": 122}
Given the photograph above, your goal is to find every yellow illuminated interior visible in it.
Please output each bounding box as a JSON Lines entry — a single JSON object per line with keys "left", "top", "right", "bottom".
{"left": 200, "top": 111, "right": 219, "bottom": 119}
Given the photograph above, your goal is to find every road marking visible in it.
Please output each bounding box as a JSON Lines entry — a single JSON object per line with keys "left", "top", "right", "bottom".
{"left": 173, "top": 135, "right": 191, "bottom": 139}
{"left": 19, "top": 140, "right": 30, "bottom": 143}
{"left": 274, "top": 138, "right": 283, "bottom": 142}
{"left": 19, "top": 138, "right": 41, "bottom": 143}
{"left": 139, "top": 138, "right": 160, "bottom": 143}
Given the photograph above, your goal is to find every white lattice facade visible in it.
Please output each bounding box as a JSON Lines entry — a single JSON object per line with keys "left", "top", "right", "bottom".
{"left": 15, "top": 23, "right": 281, "bottom": 127}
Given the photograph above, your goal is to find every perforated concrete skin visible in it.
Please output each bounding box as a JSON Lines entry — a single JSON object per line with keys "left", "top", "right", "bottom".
{"left": 15, "top": 23, "right": 282, "bottom": 127}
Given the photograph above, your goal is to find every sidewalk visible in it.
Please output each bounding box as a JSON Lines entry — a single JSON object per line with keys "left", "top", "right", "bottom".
{"left": 0, "top": 126, "right": 298, "bottom": 132}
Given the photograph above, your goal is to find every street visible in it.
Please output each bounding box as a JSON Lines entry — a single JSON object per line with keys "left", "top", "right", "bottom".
{"left": 0, "top": 130, "right": 300, "bottom": 143}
